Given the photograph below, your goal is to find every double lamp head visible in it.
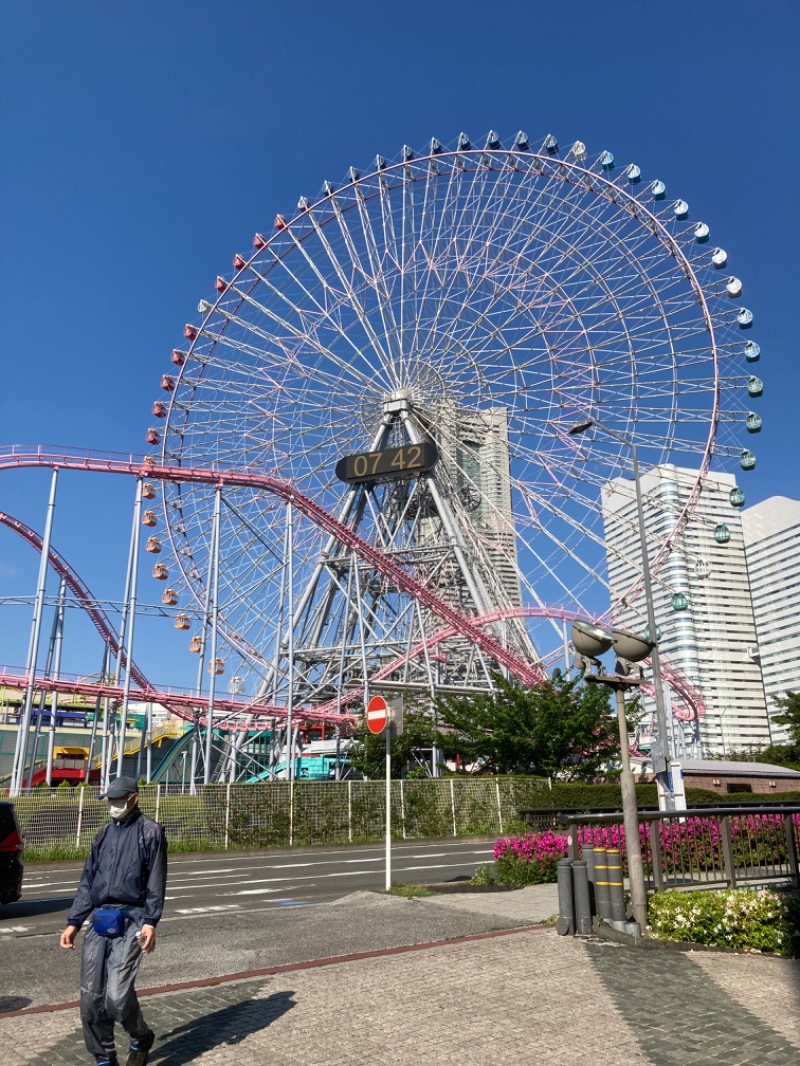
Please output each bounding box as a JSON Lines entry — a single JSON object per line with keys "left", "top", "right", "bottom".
{"left": 571, "top": 620, "right": 655, "bottom": 682}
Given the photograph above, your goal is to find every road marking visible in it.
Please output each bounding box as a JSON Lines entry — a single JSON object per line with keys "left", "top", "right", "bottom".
{"left": 0, "top": 926, "right": 31, "bottom": 934}
{"left": 26, "top": 849, "right": 493, "bottom": 897}
{"left": 173, "top": 904, "right": 242, "bottom": 915}
{"left": 166, "top": 839, "right": 493, "bottom": 867}
{"left": 265, "top": 856, "right": 384, "bottom": 870}
{"left": 227, "top": 888, "right": 282, "bottom": 896}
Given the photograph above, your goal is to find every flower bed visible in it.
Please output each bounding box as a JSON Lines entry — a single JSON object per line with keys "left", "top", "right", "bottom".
{"left": 648, "top": 888, "right": 800, "bottom": 957}
{"left": 492, "top": 830, "right": 569, "bottom": 886}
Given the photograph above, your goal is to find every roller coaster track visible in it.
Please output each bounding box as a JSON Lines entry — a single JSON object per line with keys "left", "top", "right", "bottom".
{"left": 0, "top": 447, "right": 547, "bottom": 686}
{"left": 0, "top": 669, "right": 349, "bottom": 729}
{"left": 0, "top": 509, "right": 151, "bottom": 691}
{"left": 316, "top": 607, "right": 706, "bottom": 723}
{"left": 1, "top": 447, "right": 703, "bottom": 728}
{"left": 0, "top": 508, "right": 351, "bottom": 728}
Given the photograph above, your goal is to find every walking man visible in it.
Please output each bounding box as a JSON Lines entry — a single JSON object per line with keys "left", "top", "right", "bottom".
{"left": 60, "top": 775, "right": 167, "bottom": 1066}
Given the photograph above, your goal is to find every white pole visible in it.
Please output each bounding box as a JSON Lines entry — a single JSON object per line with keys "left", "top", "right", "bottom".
{"left": 76, "top": 785, "right": 85, "bottom": 848}
{"left": 27, "top": 575, "right": 65, "bottom": 791}
{"left": 203, "top": 488, "right": 222, "bottom": 784}
{"left": 286, "top": 502, "right": 295, "bottom": 784}
{"left": 117, "top": 479, "right": 144, "bottom": 778}
{"left": 145, "top": 703, "right": 153, "bottom": 783}
{"left": 385, "top": 725, "right": 392, "bottom": 890}
{"left": 12, "top": 469, "right": 59, "bottom": 795}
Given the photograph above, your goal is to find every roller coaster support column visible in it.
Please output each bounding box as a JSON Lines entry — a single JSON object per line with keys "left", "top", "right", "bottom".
{"left": 86, "top": 644, "right": 110, "bottom": 787}
{"left": 189, "top": 713, "right": 199, "bottom": 795}
{"left": 203, "top": 487, "right": 222, "bottom": 785}
{"left": 145, "top": 702, "right": 153, "bottom": 782}
{"left": 44, "top": 579, "right": 68, "bottom": 787}
{"left": 27, "top": 575, "right": 66, "bottom": 791}
{"left": 11, "top": 469, "right": 58, "bottom": 796}
{"left": 117, "top": 479, "right": 143, "bottom": 779}
{"left": 286, "top": 500, "right": 295, "bottom": 786}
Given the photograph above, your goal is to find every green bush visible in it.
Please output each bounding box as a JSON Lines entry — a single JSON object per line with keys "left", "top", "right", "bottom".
{"left": 470, "top": 863, "right": 496, "bottom": 885}
{"left": 516, "top": 782, "right": 800, "bottom": 812}
{"left": 648, "top": 888, "right": 800, "bottom": 957}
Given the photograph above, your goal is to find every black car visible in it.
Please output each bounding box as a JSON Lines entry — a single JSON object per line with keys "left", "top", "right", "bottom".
{"left": 0, "top": 802, "right": 24, "bottom": 904}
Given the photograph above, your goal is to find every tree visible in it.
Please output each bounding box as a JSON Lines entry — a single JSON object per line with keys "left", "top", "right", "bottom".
{"left": 348, "top": 705, "right": 441, "bottom": 779}
{"left": 434, "top": 670, "right": 628, "bottom": 779}
{"left": 772, "top": 691, "right": 800, "bottom": 747}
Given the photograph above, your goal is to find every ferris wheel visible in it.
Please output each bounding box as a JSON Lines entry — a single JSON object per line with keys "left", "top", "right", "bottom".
{"left": 146, "top": 130, "right": 758, "bottom": 717}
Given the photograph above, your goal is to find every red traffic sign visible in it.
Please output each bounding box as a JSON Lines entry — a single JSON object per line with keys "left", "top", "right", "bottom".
{"left": 366, "top": 695, "right": 389, "bottom": 735}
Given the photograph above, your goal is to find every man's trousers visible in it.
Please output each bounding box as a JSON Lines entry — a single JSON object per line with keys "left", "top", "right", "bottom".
{"left": 79, "top": 915, "right": 151, "bottom": 1060}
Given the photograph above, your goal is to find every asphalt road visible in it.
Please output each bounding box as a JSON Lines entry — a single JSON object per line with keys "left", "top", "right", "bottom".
{"left": 0, "top": 837, "right": 515, "bottom": 1009}
{"left": 0, "top": 837, "right": 496, "bottom": 938}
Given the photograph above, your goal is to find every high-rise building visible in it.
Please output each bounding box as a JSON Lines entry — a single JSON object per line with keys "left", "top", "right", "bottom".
{"left": 419, "top": 401, "right": 534, "bottom": 663}
{"left": 602, "top": 464, "right": 770, "bottom": 755}
{"left": 742, "top": 497, "right": 800, "bottom": 745}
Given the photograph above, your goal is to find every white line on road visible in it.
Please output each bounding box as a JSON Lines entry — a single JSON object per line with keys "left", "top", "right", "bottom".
{"left": 173, "top": 904, "right": 242, "bottom": 915}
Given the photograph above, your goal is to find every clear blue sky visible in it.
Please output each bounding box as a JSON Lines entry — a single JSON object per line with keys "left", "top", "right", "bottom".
{"left": 1, "top": 1, "right": 798, "bottom": 692}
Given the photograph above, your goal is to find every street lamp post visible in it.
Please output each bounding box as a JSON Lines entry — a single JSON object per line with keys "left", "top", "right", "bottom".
{"left": 572, "top": 621, "right": 651, "bottom": 932}
{"left": 568, "top": 417, "right": 674, "bottom": 809}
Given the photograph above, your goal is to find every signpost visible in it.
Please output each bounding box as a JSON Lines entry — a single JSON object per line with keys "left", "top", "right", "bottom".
{"left": 365, "top": 695, "right": 394, "bottom": 890}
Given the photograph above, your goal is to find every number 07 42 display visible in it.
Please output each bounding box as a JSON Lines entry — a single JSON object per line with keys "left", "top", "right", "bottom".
{"left": 335, "top": 442, "right": 439, "bottom": 485}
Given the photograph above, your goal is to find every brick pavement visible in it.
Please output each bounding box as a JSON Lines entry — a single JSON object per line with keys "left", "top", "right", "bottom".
{"left": 4, "top": 929, "right": 799, "bottom": 1065}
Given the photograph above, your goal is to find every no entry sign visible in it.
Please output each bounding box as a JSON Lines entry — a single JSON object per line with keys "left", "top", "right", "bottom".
{"left": 366, "top": 695, "right": 389, "bottom": 734}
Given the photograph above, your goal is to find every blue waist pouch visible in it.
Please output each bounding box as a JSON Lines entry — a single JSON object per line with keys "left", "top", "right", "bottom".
{"left": 91, "top": 905, "right": 132, "bottom": 939}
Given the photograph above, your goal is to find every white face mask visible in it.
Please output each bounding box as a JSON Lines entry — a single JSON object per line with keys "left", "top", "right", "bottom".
{"left": 108, "top": 797, "right": 132, "bottom": 820}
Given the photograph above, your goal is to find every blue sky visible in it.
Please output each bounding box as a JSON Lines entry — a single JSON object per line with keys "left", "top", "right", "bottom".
{"left": 1, "top": 0, "right": 798, "bottom": 693}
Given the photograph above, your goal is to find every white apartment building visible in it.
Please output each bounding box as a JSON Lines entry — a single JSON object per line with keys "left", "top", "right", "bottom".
{"left": 602, "top": 465, "right": 770, "bottom": 755}
{"left": 742, "top": 496, "right": 800, "bottom": 745}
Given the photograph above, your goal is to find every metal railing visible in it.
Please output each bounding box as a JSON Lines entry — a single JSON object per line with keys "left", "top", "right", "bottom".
{"left": 563, "top": 806, "right": 800, "bottom": 893}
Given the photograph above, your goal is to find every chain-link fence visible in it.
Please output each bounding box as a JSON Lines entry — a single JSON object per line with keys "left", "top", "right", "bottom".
{"left": 8, "top": 777, "right": 550, "bottom": 856}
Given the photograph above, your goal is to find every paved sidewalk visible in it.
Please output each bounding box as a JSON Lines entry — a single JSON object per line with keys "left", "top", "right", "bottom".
{"left": 3, "top": 887, "right": 799, "bottom": 1065}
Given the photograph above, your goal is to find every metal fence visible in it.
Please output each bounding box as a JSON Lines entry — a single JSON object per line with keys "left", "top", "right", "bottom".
{"left": 564, "top": 807, "right": 800, "bottom": 893}
{"left": 8, "top": 777, "right": 550, "bottom": 854}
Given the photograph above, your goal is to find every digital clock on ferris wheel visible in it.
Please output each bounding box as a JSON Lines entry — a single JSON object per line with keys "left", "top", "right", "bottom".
{"left": 335, "top": 442, "right": 439, "bottom": 485}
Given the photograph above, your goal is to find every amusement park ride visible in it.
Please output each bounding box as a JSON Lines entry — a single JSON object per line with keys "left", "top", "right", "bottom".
{"left": 1, "top": 131, "right": 762, "bottom": 795}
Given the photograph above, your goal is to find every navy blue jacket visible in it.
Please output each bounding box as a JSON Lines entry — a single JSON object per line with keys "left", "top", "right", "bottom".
{"left": 67, "top": 807, "right": 167, "bottom": 929}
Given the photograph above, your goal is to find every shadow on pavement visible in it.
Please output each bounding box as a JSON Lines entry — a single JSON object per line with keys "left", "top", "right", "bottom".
{"left": 150, "top": 989, "right": 296, "bottom": 1066}
{"left": 0, "top": 895, "right": 74, "bottom": 920}
{"left": 0, "top": 995, "right": 32, "bottom": 1012}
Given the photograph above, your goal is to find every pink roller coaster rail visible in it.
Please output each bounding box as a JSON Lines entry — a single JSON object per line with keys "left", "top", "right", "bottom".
{"left": 0, "top": 667, "right": 352, "bottom": 729}
{"left": 0, "top": 447, "right": 546, "bottom": 685}
{"left": 0, "top": 509, "right": 151, "bottom": 691}
{"left": 0, "top": 509, "right": 335, "bottom": 728}
{"left": 0, "top": 446, "right": 703, "bottom": 727}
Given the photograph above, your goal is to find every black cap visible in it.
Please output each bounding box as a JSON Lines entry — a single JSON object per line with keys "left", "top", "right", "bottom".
{"left": 101, "top": 775, "right": 139, "bottom": 799}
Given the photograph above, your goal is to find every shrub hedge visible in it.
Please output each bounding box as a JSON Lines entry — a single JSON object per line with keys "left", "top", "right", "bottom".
{"left": 519, "top": 783, "right": 800, "bottom": 810}
{"left": 648, "top": 888, "right": 800, "bottom": 957}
